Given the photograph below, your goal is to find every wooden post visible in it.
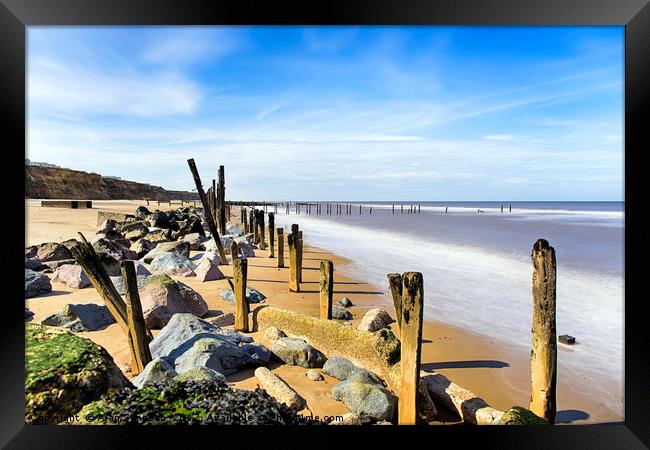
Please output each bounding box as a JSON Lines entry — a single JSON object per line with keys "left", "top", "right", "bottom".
{"left": 370, "top": 206, "right": 372, "bottom": 215}
{"left": 218, "top": 165, "right": 226, "bottom": 235}
{"left": 120, "top": 260, "right": 153, "bottom": 375}
{"left": 288, "top": 231, "right": 300, "bottom": 292}
{"left": 387, "top": 273, "right": 403, "bottom": 331}
{"left": 258, "top": 209, "right": 266, "bottom": 250}
{"left": 445, "top": 206, "right": 448, "bottom": 214}
{"left": 242, "top": 207, "right": 248, "bottom": 234}
{"left": 297, "top": 230, "right": 303, "bottom": 283}
{"left": 509, "top": 204, "right": 512, "bottom": 213}
{"left": 186, "top": 159, "right": 228, "bottom": 264}
{"left": 319, "top": 260, "right": 333, "bottom": 320}
{"left": 277, "top": 228, "right": 285, "bottom": 268}
{"left": 418, "top": 205, "right": 421, "bottom": 214}
{"left": 250, "top": 209, "right": 256, "bottom": 242}
{"left": 268, "top": 212, "right": 275, "bottom": 257}
{"left": 501, "top": 204, "right": 504, "bottom": 213}
{"left": 253, "top": 209, "right": 259, "bottom": 244}
{"left": 233, "top": 258, "right": 249, "bottom": 332}
{"left": 530, "top": 239, "right": 557, "bottom": 424}
{"left": 398, "top": 272, "right": 424, "bottom": 425}
{"left": 401, "top": 204, "right": 404, "bottom": 214}
{"left": 392, "top": 204, "right": 395, "bottom": 214}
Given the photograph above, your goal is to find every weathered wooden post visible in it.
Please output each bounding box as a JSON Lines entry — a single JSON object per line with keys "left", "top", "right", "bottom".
{"left": 418, "top": 205, "right": 421, "bottom": 214}
{"left": 231, "top": 240, "right": 239, "bottom": 260}
{"left": 277, "top": 228, "right": 285, "bottom": 268}
{"left": 242, "top": 207, "right": 248, "bottom": 234}
{"left": 401, "top": 204, "right": 404, "bottom": 214}
{"left": 268, "top": 212, "right": 275, "bottom": 257}
{"left": 501, "top": 204, "right": 504, "bottom": 213}
{"left": 387, "top": 273, "right": 403, "bottom": 331}
{"left": 392, "top": 204, "right": 395, "bottom": 214}
{"left": 258, "top": 209, "right": 266, "bottom": 250}
{"left": 530, "top": 239, "right": 557, "bottom": 424}
{"left": 120, "top": 260, "right": 153, "bottom": 375}
{"left": 319, "top": 260, "right": 334, "bottom": 320}
{"left": 445, "top": 206, "right": 448, "bottom": 214}
{"left": 370, "top": 206, "right": 372, "bottom": 215}
{"left": 253, "top": 209, "right": 259, "bottom": 244}
{"left": 359, "top": 204, "right": 362, "bottom": 215}
{"left": 211, "top": 179, "right": 217, "bottom": 226}
{"left": 288, "top": 231, "right": 300, "bottom": 292}
{"left": 187, "top": 159, "right": 228, "bottom": 264}
{"left": 233, "top": 258, "right": 249, "bottom": 332}
{"left": 509, "top": 204, "right": 512, "bottom": 213}
{"left": 398, "top": 272, "right": 424, "bottom": 425}
{"left": 297, "top": 230, "right": 303, "bottom": 283}
{"left": 250, "top": 209, "right": 256, "bottom": 242}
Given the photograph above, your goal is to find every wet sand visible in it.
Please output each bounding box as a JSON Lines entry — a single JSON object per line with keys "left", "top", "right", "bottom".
{"left": 25, "top": 199, "right": 620, "bottom": 424}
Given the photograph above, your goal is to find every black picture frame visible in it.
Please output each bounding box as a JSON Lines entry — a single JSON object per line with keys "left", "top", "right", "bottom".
{"left": 1, "top": 0, "right": 647, "bottom": 448}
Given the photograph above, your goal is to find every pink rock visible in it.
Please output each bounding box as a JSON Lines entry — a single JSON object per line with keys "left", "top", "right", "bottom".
{"left": 194, "top": 257, "right": 224, "bottom": 282}
{"left": 52, "top": 264, "right": 91, "bottom": 289}
{"left": 140, "top": 275, "right": 208, "bottom": 329}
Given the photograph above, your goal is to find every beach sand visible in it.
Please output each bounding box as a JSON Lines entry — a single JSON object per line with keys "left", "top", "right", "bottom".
{"left": 25, "top": 199, "right": 620, "bottom": 424}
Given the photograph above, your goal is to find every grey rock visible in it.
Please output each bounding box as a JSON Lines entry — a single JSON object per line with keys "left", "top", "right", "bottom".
{"left": 357, "top": 308, "right": 395, "bottom": 332}
{"left": 96, "top": 219, "right": 118, "bottom": 234}
{"left": 194, "top": 257, "right": 224, "bottom": 282}
{"left": 225, "top": 222, "right": 244, "bottom": 237}
{"left": 339, "top": 297, "right": 353, "bottom": 307}
{"left": 92, "top": 238, "right": 138, "bottom": 261}
{"left": 271, "top": 337, "right": 327, "bottom": 368}
{"left": 25, "top": 245, "right": 38, "bottom": 259}
{"left": 36, "top": 242, "right": 73, "bottom": 262}
{"left": 174, "top": 366, "right": 226, "bottom": 384}
{"left": 60, "top": 239, "right": 80, "bottom": 250}
{"left": 25, "top": 258, "right": 48, "bottom": 271}
{"left": 110, "top": 274, "right": 151, "bottom": 295}
{"left": 142, "top": 241, "right": 190, "bottom": 263}
{"left": 41, "top": 303, "right": 116, "bottom": 332}
{"left": 322, "top": 356, "right": 357, "bottom": 381}
{"left": 332, "top": 306, "right": 353, "bottom": 320}
{"left": 306, "top": 369, "right": 324, "bottom": 381}
{"left": 220, "top": 287, "right": 266, "bottom": 305}
{"left": 150, "top": 210, "right": 171, "bottom": 229}
{"left": 132, "top": 358, "right": 177, "bottom": 388}
{"left": 25, "top": 307, "right": 34, "bottom": 321}
{"left": 181, "top": 232, "right": 209, "bottom": 251}
{"left": 148, "top": 253, "right": 196, "bottom": 277}
{"left": 331, "top": 379, "right": 396, "bottom": 421}
{"left": 233, "top": 237, "right": 255, "bottom": 257}
{"left": 25, "top": 269, "right": 52, "bottom": 298}
{"left": 43, "top": 259, "right": 77, "bottom": 271}
{"left": 345, "top": 367, "right": 384, "bottom": 386}
{"left": 140, "top": 276, "right": 208, "bottom": 329}
{"left": 135, "top": 206, "right": 151, "bottom": 220}
{"left": 130, "top": 239, "right": 156, "bottom": 259}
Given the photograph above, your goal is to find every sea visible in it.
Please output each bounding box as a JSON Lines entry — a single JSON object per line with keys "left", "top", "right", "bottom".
{"left": 273, "top": 201, "right": 624, "bottom": 417}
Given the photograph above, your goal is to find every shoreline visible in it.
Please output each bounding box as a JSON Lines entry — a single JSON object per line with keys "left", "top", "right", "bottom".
{"left": 25, "top": 199, "right": 622, "bottom": 424}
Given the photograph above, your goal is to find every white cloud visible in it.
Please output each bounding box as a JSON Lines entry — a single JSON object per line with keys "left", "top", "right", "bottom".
{"left": 483, "top": 134, "right": 515, "bottom": 141}
{"left": 141, "top": 28, "right": 243, "bottom": 66}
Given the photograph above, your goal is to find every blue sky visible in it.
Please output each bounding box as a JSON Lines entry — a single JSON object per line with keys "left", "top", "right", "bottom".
{"left": 27, "top": 26, "right": 624, "bottom": 201}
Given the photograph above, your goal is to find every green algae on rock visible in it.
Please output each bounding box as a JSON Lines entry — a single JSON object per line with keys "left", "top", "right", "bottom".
{"left": 498, "top": 406, "right": 548, "bottom": 425}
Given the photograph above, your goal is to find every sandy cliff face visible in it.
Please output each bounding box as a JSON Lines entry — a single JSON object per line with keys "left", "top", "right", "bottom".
{"left": 25, "top": 166, "right": 195, "bottom": 200}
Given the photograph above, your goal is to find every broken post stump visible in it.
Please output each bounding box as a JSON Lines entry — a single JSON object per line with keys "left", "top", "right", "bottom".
{"left": 233, "top": 258, "right": 249, "bottom": 332}
{"left": 120, "top": 260, "right": 153, "bottom": 375}
{"left": 268, "top": 212, "right": 275, "bottom": 257}
{"left": 530, "top": 239, "right": 557, "bottom": 424}
{"left": 288, "top": 232, "right": 300, "bottom": 292}
{"left": 319, "top": 260, "right": 334, "bottom": 320}
{"left": 387, "top": 273, "right": 403, "bottom": 331}
{"left": 277, "top": 228, "right": 285, "bottom": 268}
{"left": 398, "top": 272, "right": 424, "bottom": 425}
{"left": 186, "top": 159, "right": 228, "bottom": 264}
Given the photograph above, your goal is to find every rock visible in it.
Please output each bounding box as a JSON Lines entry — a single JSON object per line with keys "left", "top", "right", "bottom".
{"left": 41, "top": 303, "right": 116, "bottom": 332}
{"left": 305, "top": 369, "right": 324, "bottom": 381}
{"left": 51, "top": 264, "right": 90, "bottom": 289}
{"left": 331, "top": 305, "right": 352, "bottom": 320}
{"left": 271, "top": 337, "right": 327, "bottom": 368}
{"left": 322, "top": 356, "right": 356, "bottom": 381}
{"left": 92, "top": 238, "right": 138, "bottom": 261}
{"left": 194, "top": 257, "right": 224, "bottom": 282}
{"left": 25, "top": 307, "right": 34, "bottom": 321}
{"left": 200, "top": 251, "right": 222, "bottom": 264}
{"left": 345, "top": 367, "right": 384, "bottom": 386}
{"left": 498, "top": 406, "right": 548, "bottom": 425}
{"left": 181, "top": 232, "right": 209, "bottom": 251}
{"left": 120, "top": 220, "right": 148, "bottom": 234}
{"left": 130, "top": 238, "right": 156, "bottom": 259}
{"left": 25, "top": 269, "right": 52, "bottom": 298}
{"left": 233, "top": 236, "right": 255, "bottom": 257}
{"left": 148, "top": 253, "right": 196, "bottom": 277}
{"left": 124, "top": 227, "right": 148, "bottom": 241}
{"left": 110, "top": 274, "right": 150, "bottom": 295}
{"left": 43, "top": 259, "right": 77, "bottom": 271}
{"left": 220, "top": 286, "right": 266, "bottom": 305}
{"left": 146, "top": 229, "right": 171, "bottom": 243}
{"left": 25, "top": 258, "right": 48, "bottom": 271}
{"left": 225, "top": 222, "right": 244, "bottom": 237}
{"left": 149, "top": 313, "right": 269, "bottom": 376}
{"left": 35, "top": 242, "right": 73, "bottom": 262}
{"left": 91, "top": 229, "right": 126, "bottom": 244}
{"left": 135, "top": 206, "right": 151, "bottom": 219}
{"left": 220, "top": 235, "right": 234, "bottom": 253}
{"left": 331, "top": 379, "right": 396, "bottom": 421}
{"left": 357, "top": 308, "right": 395, "bottom": 332}
{"left": 418, "top": 381, "right": 438, "bottom": 423}
{"left": 339, "top": 297, "right": 353, "bottom": 307}
{"left": 263, "top": 326, "right": 286, "bottom": 345}
{"left": 25, "top": 245, "right": 38, "bottom": 259}
{"left": 142, "top": 241, "right": 190, "bottom": 263}
{"left": 60, "top": 239, "right": 80, "bottom": 250}
{"left": 96, "top": 219, "right": 118, "bottom": 234}
{"left": 205, "top": 312, "right": 235, "bottom": 327}
{"left": 150, "top": 210, "right": 171, "bottom": 229}
{"left": 174, "top": 366, "right": 225, "bottom": 385}
{"left": 254, "top": 367, "right": 304, "bottom": 409}
{"left": 132, "top": 358, "right": 178, "bottom": 388}
{"left": 140, "top": 276, "right": 208, "bottom": 328}
{"left": 25, "top": 324, "right": 132, "bottom": 424}
{"left": 98, "top": 253, "right": 121, "bottom": 276}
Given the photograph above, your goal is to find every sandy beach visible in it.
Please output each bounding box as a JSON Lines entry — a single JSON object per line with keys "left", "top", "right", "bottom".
{"left": 25, "top": 199, "right": 620, "bottom": 424}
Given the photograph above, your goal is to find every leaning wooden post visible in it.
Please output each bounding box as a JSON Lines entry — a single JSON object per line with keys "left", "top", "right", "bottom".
{"left": 277, "top": 228, "right": 285, "bottom": 268}
{"left": 387, "top": 273, "right": 403, "bottom": 332}
{"left": 120, "top": 260, "right": 153, "bottom": 375}
{"left": 398, "top": 272, "right": 424, "bottom": 425}
{"left": 233, "top": 258, "right": 249, "bottom": 332}
{"left": 319, "top": 260, "right": 334, "bottom": 320}
{"left": 288, "top": 231, "right": 300, "bottom": 292}
{"left": 268, "top": 212, "right": 275, "bottom": 257}
{"left": 297, "top": 230, "right": 304, "bottom": 283}
{"left": 530, "top": 239, "right": 557, "bottom": 424}
{"left": 187, "top": 159, "right": 228, "bottom": 264}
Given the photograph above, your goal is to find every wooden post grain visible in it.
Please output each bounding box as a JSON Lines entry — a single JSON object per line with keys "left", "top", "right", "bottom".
{"left": 398, "top": 272, "right": 424, "bottom": 425}
{"left": 530, "top": 239, "right": 557, "bottom": 424}
{"left": 288, "top": 231, "right": 300, "bottom": 292}
{"left": 268, "top": 212, "right": 275, "bottom": 257}
{"left": 120, "top": 260, "right": 153, "bottom": 375}
{"left": 277, "top": 228, "right": 285, "bottom": 268}
{"left": 297, "top": 230, "right": 303, "bottom": 283}
{"left": 187, "top": 159, "right": 228, "bottom": 264}
{"left": 387, "top": 273, "right": 403, "bottom": 331}
{"left": 233, "top": 258, "right": 249, "bottom": 332}
{"left": 319, "top": 260, "right": 334, "bottom": 320}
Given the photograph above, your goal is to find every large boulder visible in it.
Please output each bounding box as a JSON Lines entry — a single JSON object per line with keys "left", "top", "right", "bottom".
{"left": 130, "top": 238, "right": 156, "bottom": 259}
{"left": 92, "top": 238, "right": 137, "bottom": 261}
{"left": 25, "top": 269, "right": 52, "bottom": 298}
{"left": 139, "top": 275, "right": 208, "bottom": 328}
{"left": 498, "top": 406, "right": 548, "bottom": 425}
{"left": 135, "top": 206, "right": 151, "bottom": 220}
{"left": 271, "top": 337, "right": 327, "bottom": 368}
{"left": 121, "top": 220, "right": 148, "bottom": 234}
{"left": 331, "top": 378, "right": 396, "bottom": 422}
{"left": 194, "top": 257, "right": 224, "bottom": 282}
{"left": 35, "top": 242, "right": 72, "bottom": 262}
{"left": 51, "top": 264, "right": 90, "bottom": 289}
{"left": 148, "top": 313, "right": 270, "bottom": 376}
{"left": 124, "top": 227, "right": 149, "bottom": 241}
{"left": 142, "top": 241, "right": 190, "bottom": 263}
{"left": 233, "top": 237, "right": 255, "bottom": 257}
{"left": 174, "top": 366, "right": 226, "bottom": 384}
{"left": 96, "top": 219, "right": 118, "bottom": 234}
{"left": 60, "top": 239, "right": 80, "bottom": 250}
{"left": 323, "top": 356, "right": 357, "bottom": 381}
{"left": 146, "top": 229, "right": 172, "bottom": 243}
{"left": 110, "top": 274, "right": 151, "bottom": 295}
{"left": 148, "top": 253, "right": 196, "bottom": 277}
{"left": 98, "top": 253, "right": 121, "bottom": 276}
{"left": 357, "top": 308, "right": 395, "bottom": 332}
{"left": 150, "top": 210, "right": 171, "bottom": 229}
{"left": 180, "top": 232, "right": 209, "bottom": 251}
{"left": 25, "top": 245, "right": 38, "bottom": 259}
{"left": 25, "top": 324, "right": 132, "bottom": 424}
{"left": 41, "top": 303, "right": 116, "bottom": 332}
{"left": 91, "top": 229, "right": 128, "bottom": 245}
{"left": 331, "top": 305, "right": 352, "bottom": 320}
{"left": 225, "top": 222, "right": 244, "bottom": 237}
{"left": 25, "top": 258, "right": 48, "bottom": 271}
{"left": 220, "top": 286, "right": 266, "bottom": 305}
{"left": 132, "top": 357, "right": 177, "bottom": 388}
{"left": 43, "top": 259, "right": 77, "bottom": 271}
